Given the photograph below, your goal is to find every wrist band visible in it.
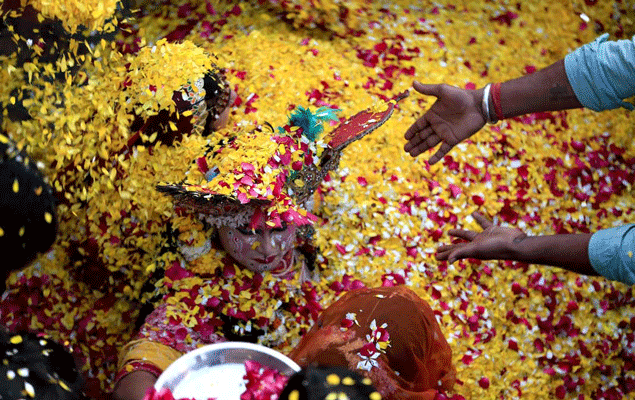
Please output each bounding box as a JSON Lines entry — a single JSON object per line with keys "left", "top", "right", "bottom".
{"left": 481, "top": 84, "right": 497, "bottom": 124}
{"left": 492, "top": 82, "right": 504, "bottom": 121}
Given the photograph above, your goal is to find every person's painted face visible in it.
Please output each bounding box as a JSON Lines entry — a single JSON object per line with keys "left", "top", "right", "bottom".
{"left": 218, "top": 222, "right": 297, "bottom": 272}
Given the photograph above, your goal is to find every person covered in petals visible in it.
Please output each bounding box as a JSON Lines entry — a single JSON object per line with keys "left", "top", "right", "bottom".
{"left": 0, "top": 41, "right": 239, "bottom": 398}
{"left": 403, "top": 34, "right": 635, "bottom": 285}
{"left": 66, "top": 41, "right": 237, "bottom": 290}
{"left": 288, "top": 285, "right": 456, "bottom": 400}
{"left": 112, "top": 94, "right": 408, "bottom": 400}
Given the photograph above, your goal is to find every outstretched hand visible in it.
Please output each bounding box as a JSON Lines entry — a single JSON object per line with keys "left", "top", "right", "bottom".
{"left": 404, "top": 81, "right": 486, "bottom": 164}
{"left": 436, "top": 212, "right": 526, "bottom": 264}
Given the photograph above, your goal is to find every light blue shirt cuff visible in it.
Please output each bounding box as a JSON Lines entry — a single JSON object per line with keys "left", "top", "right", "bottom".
{"left": 588, "top": 224, "right": 635, "bottom": 285}
{"left": 564, "top": 33, "right": 635, "bottom": 112}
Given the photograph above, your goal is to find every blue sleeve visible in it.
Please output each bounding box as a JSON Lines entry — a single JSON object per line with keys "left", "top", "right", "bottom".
{"left": 588, "top": 224, "right": 635, "bottom": 285}
{"left": 564, "top": 33, "right": 635, "bottom": 112}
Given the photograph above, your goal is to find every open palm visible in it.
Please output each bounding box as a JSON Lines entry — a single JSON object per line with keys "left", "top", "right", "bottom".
{"left": 436, "top": 212, "right": 526, "bottom": 264}
{"left": 404, "top": 82, "right": 486, "bottom": 164}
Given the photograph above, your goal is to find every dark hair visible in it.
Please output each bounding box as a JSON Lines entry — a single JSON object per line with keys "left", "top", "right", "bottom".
{"left": 0, "top": 134, "right": 57, "bottom": 279}
{"left": 279, "top": 366, "right": 381, "bottom": 400}
{"left": 0, "top": 331, "right": 85, "bottom": 400}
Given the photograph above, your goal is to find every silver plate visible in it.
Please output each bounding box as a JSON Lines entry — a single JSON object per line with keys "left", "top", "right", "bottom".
{"left": 154, "top": 342, "right": 300, "bottom": 400}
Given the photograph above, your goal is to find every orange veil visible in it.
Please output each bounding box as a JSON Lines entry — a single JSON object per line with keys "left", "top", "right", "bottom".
{"left": 288, "top": 285, "right": 456, "bottom": 400}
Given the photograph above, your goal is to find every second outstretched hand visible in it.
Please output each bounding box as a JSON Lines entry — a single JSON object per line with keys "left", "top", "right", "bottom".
{"left": 437, "top": 211, "right": 598, "bottom": 277}
{"left": 403, "top": 81, "right": 486, "bottom": 164}
{"left": 436, "top": 212, "right": 526, "bottom": 264}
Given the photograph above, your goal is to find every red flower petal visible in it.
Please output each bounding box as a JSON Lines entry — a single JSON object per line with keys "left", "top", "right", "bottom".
{"left": 478, "top": 377, "right": 490, "bottom": 389}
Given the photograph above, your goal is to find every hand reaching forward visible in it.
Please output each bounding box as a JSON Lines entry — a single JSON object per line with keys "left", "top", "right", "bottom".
{"left": 436, "top": 212, "right": 526, "bottom": 264}
{"left": 404, "top": 81, "right": 486, "bottom": 164}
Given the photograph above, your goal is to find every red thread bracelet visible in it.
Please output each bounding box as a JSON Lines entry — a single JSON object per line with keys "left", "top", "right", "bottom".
{"left": 492, "top": 82, "right": 504, "bottom": 121}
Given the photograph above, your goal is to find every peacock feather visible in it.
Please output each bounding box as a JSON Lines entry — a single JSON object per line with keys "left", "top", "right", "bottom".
{"left": 280, "top": 106, "right": 340, "bottom": 142}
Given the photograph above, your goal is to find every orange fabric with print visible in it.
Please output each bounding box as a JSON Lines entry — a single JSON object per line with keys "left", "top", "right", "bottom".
{"left": 288, "top": 285, "right": 456, "bottom": 400}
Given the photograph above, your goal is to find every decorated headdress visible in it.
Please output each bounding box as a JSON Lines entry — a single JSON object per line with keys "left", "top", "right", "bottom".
{"left": 126, "top": 40, "right": 233, "bottom": 146}
{"left": 156, "top": 92, "right": 408, "bottom": 229}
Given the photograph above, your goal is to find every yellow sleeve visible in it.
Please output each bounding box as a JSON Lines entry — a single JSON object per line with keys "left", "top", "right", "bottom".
{"left": 118, "top": 338, "right": 184, "bottom": 373}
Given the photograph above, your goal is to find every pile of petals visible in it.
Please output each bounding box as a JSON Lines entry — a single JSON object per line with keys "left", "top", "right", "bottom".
{"left": 241, "top": 360, "right": 289, "bottom": 400}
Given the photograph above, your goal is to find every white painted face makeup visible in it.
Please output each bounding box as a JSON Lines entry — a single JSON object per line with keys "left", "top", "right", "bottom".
{"left": 218, "top": 223, "right": 297, "bottom": 272}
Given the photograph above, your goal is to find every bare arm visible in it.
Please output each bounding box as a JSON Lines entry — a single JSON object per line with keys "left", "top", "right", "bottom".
{"left": 437, "top": 212, "right": 598, "bottom": 277}
{"left": 112, "top": 370, "right": 157, "bottom": 400}
{"left": 499, "top": 59, "right": 583, "bottom": 118}
{"left": 505, "top": 233, "right": 596, "bottom": 275}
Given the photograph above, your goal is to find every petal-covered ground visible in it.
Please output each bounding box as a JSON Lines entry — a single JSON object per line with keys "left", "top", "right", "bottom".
{"left": 1, "top": 1, "right": 634, "bottom": 399}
